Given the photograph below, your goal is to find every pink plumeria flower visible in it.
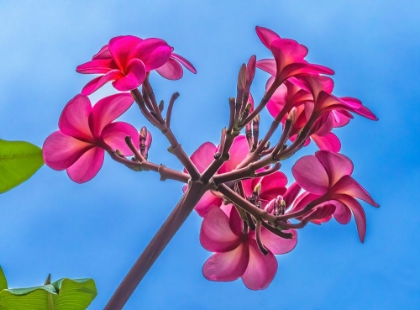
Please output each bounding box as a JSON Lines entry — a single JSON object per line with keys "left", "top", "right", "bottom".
{"left": 76, "top": 36, "right": 172, "bottom": 95}
{"left": 200, "top": 205, "right": 297, "bottom": 290}
{"left": 187, "top": 135, "right": 250, "bottom": 216}
{"left": 292, "top": 150, "right": 379, "bottom": 242}
{"left": 43, "top": 93, "right": 139, "bottom": 183}
{"left": 255, "top": 26, "right": 334, "bottom": 85}
{"left": 156, "top": 49, "right": 197, "bottom": 80}
{"left": 266, "top": 76, "right": 341, "bottom": 151}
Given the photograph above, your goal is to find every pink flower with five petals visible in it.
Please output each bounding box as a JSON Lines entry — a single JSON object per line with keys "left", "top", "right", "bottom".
{"left": 76, "top": 36, "right": 172, "bottom": 95}
{"left": 255, "top": 26, "right": 334, "bottom": 85}
{"left": 200, "top": 205, "right": 297, "bottom": 290}
{"left": 43, "top": 93, "right": 139, "bottom": 183}
{"left": 292, "top": 150, "right": 379, "bottom": 242}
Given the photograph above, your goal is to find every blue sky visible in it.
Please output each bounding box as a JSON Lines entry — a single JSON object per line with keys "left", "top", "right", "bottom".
{"left": 1, "top": 1, "right": 419, "bottom": 309}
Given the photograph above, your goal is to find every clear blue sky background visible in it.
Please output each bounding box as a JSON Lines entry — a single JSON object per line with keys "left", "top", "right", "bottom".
{"left": 0, "top": 1, "right": 419, "bottom": 309}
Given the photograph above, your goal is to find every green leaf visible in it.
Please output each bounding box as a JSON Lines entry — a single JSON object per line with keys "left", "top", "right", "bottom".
{"left": 0, "top": 278, "right": 97, "bottom": 310}
{"left": 0, "top": 139, "right": 44, "bottom": 193}
{"left": 0, "top": 267, "right": 7, "bottom": 291}
{"left": 51, "top": 278, "right": 97, "bottom": 309}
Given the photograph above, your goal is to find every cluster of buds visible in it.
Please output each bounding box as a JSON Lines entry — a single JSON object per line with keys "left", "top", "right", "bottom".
{"left": 42, "top": 26, "right": 379, "bottom": 303}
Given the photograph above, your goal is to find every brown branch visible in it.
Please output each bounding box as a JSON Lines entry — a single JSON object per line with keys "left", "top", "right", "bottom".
{"left": 131, "top": 89, "right": 200, "bottom": 180}
{"left": 123, "top": 136, "right": 190, "bottom": 183}
{"left": 104, "top": 180, "right": 208, "bottom": 310}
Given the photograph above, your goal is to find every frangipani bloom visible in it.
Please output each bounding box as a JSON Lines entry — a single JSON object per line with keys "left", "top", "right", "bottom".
{"left": 266, "top": 78, "right": 341, "bottom": 152}
{"left": 188, "top": 135, "right": 249, "bottom": 216}
{"left": 255, "top": 26, "right": 334, "bottom": 85}
{"left": 43, "top": 93, "right": 139, "bottom": 183}
{"left": 76, "top": 36, "right": 173, "bottom": 95}
{"left": 292, "top": 150, "right": 379, "bottom": 242}
{"left": 200, "top": 205, "right": 297, "bottom": 290}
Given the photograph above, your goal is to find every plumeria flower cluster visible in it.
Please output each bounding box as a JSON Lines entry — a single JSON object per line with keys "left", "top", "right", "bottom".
{"left": 43, "top": 26, "right": 378, "bottom": 308}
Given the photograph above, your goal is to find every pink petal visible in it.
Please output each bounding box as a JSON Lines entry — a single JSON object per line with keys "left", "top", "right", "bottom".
{"left": 90, "top": 93, "right": 134, "bottom": 137}
{"left": 241, "top": 241, "right": 277, "bottom": 290}
{"left": 108, "top": 35, "right": 143, "bottom": 71}
{"left": 256, "top": 59, "right": 276, "bottom": 76}
{"left": 219, "top": 136, "right": 249, "bottom": 173}
{"left": 312, "top": 113, "right": 334, "bottom": 136}
{"left": 156, "top": 58, "right": 183, "bottom": 80}
{"left": 283, "top": 182, "right": 302, "bottom": 208}
{"left": 281, "top": 63, "right": 334, "bottom": 83}
{"left": 189, "top": 142, "right": 217, "bottom": 173}
{"left": 200, "top": 206, "right": 241, "bottom": 252}
{"left": 332, "top": 110, "right": 352, "bottom": 127}
{"left": 334, "top": 194, "right": 367, "bottom": 243}
{"left": 271, "top": 38, "right": 308, "bottom": 65}
{"left": 316, "top": 92, "right": 369, "bottom": 118}
{"left": 315, "top": 151, "right": 353, "bottom": 186}
{"left": 266, "top": 84, "right": 287, "bottom": 118}
{"left": 255, "top": 26, "right": 281, "bottom": 49}
{"left": 312, "top": 132, "right": 341, "bottom": 152}
{"left": 194, "top": 190, "right": 223, "bottom": 217}
{"left": 76, "top": 59, "right": 115, "bottom": 74}
{"left": 101, "top": 122, "right": 139, "bottom": 155}
{"left": 58, "top": 94, "right": 93, "bottom": 141}
{"left": 291, "top": 192, "right": 322, "bottom": 213}
{"left": 81, "top": 70, "right": 123, "bottom": 96}
{"left": 333, "top": 200, "right": 352, "bottom": 224}
{"left": 259, "top": 171, "right": 288, "bottom": 201}
{"left": 341, "top": 97, "right": 378, "bottom": 120}
{"left": 241, "top": 177, "right": 262, "bottom": 198}
{"left": 305, "top": 204, "right": 336, "bottom": 222}
{"left": 270, "top": 42, "right": 286, "bottom": 78}
{"left": 172, "top": 53, "right": 197, "bottom": 73}
{"left": 202, "top": 242, "right": 249, "bottom": 282}
{"left": 301, "top": 76, "right": 334, "bottom": 99}
{"left": 43, "top": 131, "right": 93, "bottom": 170}
{"left": 130, "top": 38, "right": 172, "bottom": 71}
{"left": 228, "top": 205, "right": 244, "bottom": 237}
{"left": 66, "top": 146, "right": 104, "bottom": 183}
{"left": 112, "top": 59, "right": 146, "bottom": 91}
{"left": 292, "top": 155, "right": 329, "bottom": 195}
{"left": 92, "top": 44, "right": 112, "bottom": 59}
{"left": 331, "top": 175, "right": 379, "bottom": 207}
{"left": 260, "top": 226, "right": 297, "bottom": 255}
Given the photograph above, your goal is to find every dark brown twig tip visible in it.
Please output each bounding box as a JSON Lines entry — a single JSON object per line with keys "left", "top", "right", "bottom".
{"left": 166, "top": 92, "right": 180, "bottom": 128}
{"left": 44, "top": 274, "right": 51, "bottom": 285}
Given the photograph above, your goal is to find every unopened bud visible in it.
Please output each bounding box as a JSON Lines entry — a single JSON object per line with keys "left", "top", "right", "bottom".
{"left": 237, "top": 64, "right": 247, "bottom": 91}
{"left": 273, "top": 195, "right": 285, "bottom": 216}
{"left": 159, "top": 100, "right": 164, "bottom": 112}
{"left": 240, "top": 103, "right": 252, "bottom": 123}
{"left": 245, "top": 55, "right": 256, "bottom": 89}
{"left": 253, "top": 183, "right": 261, "bottom": 195}
{"left": 139, "top": 126, "right": 152, "bottom": 160}
{"left": 287, "top": 107, "right": 297, "bottom": 124}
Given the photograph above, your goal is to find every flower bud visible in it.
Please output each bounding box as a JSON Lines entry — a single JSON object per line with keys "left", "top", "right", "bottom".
{"left": 139, "top": 126, "right": 152, "bottom": 159}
